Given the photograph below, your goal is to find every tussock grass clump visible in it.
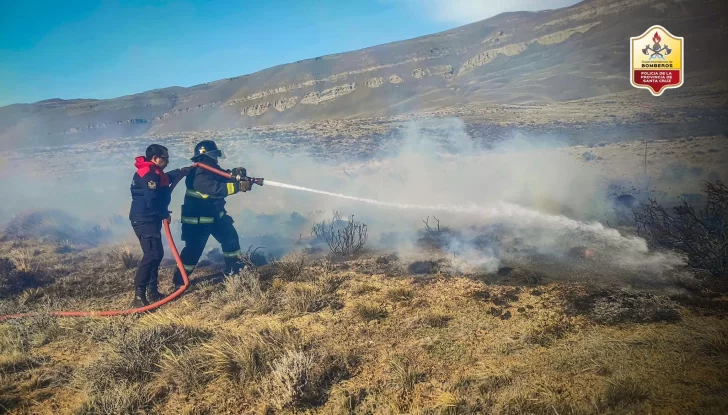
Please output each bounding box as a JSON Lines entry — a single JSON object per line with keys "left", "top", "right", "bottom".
{"left": 353, "top": 301, "right": 388, "bottom": 321}
{"left": 9, "top": 248, "right": 35, "bottom": 273}
{"left": 261, "top": 349, "right": 356, "bottom": 410}
{"left": 262, "top": 350, "right": 317, "bottom": 409}
{"left": 157, "top": 347, "right": 211, "bottom": 394}
{"left": 106, "top": 245, "right": 139, "bottom": 270}
{"left": 82, "top": 322, "right": 211, "bottom": 392}
{"left": 352, "top": 283, "right": 380, "bottom": 296}
{"left": 200, "top": 323, "right": 302, "bottom": 386}
{"left": 388, "top": 353, "right": 425, "bottom": 404}
{"left": 600, "top": 375, "right": 650, "bottom": 411}
{"left": 201, "top": 333, "right": 271, "bottom": 385}
{"left": 407, "top": 260, "right": 439, "bottom": 275}
{"left": 385, "top": 287, "right": 414, "bottom": 302}
{"left": 274, "top": 250, "right": 308, "bottom": 281}
{"left": 411, "top": 311, "right": 452, "bottom": 329}
{"left": 18, "top": 287, "right": 44, "bottom": 305}
{"left": 281, "top": 269, "right": 342, "bottom": 314}
{"left": 0, "top": 352, "right": 45, "bottom": 375}
{"left": 217, "top": 268, "right": 274, "bottom": 318}
{"left": 81, "top": 316, "right": 136, "bottom": 343}
{"left": 5, "top": 310, "right": 64, "bottom": 349}
{"left": 1, "top": 254, "right": 51, "bottom": 298}
{"left": 76, "top": 380, "right": 157, "bottom": 415}
{"left": 697, "top": 327, "right": 728, "bottom": 357}
{"left": 283, "top": 283, "right": 326, "bottom": 314}
{"left": 0, "top": 363, "right": 72, "bottom": 413}
{"left": 476, "top": 372, "right": 514, "bottom": 395}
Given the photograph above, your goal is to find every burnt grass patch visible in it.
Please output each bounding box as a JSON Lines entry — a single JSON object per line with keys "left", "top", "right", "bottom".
{"left": 669, "top": 293, "right": 728, "bottom": 316}
{"left": 566, "top": 289, "right": 682, "bottom": 324}
{"left": 407, "top": 260, "right": 439, "bottom": 275}
{"left": 0, "top": 257, "right": 53, "bottom": 298}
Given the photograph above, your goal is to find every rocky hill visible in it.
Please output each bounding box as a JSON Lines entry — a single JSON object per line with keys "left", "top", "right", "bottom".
{"left": 1, "top": 0, "right": 725, "bottom": 149}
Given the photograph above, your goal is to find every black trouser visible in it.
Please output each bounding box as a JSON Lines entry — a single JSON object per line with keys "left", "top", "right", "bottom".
{"left": 131, "top": 220, "right": 164, "bottom": 288}
{"left": 172, "top": 213, "right": 242, "bottom": 286}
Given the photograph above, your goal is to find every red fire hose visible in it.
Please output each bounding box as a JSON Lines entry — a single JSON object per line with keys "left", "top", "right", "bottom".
{"left": 0, "top": 162, "right": 238, "bottom": 321}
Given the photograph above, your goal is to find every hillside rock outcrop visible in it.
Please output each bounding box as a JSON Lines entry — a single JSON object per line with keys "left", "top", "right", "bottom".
{"left": 242, "top": 101, "right": 271, "bottom": 116}
{"left": 389, "top": 75, "right": 404, "bottom": 84}
{"left": 367, "top": 77, "right": 385, "bottom": 88}
{"left": 301, "top": 83, "right": 357, "bottom": 105}
{"left": 274, "top": 97, "right": 298, "bottom": 112}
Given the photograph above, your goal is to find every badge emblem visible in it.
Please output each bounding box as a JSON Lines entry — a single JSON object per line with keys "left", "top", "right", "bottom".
{"left": 147, "top": 181, "right": 157, "bottom": 190}
{"left": 630, "top": 25, "right": 683, "bottom": 96}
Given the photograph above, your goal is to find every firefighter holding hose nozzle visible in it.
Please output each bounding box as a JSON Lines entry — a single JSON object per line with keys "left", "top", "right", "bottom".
{"left": 172, "top": 140, "right": 255, "bottom": 289}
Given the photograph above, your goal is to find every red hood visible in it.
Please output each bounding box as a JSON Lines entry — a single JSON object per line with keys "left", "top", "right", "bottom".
{"left": 134, "top": 156, "right": 169, "bottom": 187}
{"left": 135, "top": 156, "right": 155, "bottom": 170}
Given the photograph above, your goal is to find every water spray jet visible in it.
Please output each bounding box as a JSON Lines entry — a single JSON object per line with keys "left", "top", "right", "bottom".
{"left": 264, "top": 180, "right": 648, "bottom": 254}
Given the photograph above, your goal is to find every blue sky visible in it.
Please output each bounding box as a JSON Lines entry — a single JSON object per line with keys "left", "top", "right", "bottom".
{"left": 0, "top": 0, "right": 580, "bottom": 106}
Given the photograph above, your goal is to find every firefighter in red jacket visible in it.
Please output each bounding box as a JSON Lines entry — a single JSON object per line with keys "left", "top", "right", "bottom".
{"left": 129, "top": 144, "right": 190, "bottom": 307}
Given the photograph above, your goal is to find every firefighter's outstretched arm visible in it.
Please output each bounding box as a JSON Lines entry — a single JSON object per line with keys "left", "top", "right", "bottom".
{"left": 192, "top": 169, "right": 250, "bottom": 198}
{"left": 166, "top": 167, "right": 192, "bottom": 184}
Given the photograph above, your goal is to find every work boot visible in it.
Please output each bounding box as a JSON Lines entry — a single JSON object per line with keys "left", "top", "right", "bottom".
{"left": 131, "top": 287, "right": 149, "bottom": 308}
{"left": 224, "top": 258, "right": 244, "bottom": 275}
{"left": 146, "top": 283, "right": 165, "bottom": 302}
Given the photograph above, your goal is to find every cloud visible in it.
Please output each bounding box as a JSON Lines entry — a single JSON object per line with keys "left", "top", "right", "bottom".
{"left": 395, "top": 0, "right": 581, "bottom": 25}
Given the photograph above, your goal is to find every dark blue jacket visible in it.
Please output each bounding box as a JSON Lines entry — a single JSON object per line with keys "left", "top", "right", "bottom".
{"left": 180, "top": 159, "right": 238, "bottom": 221}
{"left": 129, "top": 157, "right": 184, "bottom": 222}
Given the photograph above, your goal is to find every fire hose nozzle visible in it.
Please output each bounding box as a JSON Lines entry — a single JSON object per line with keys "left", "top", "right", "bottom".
{"left": 248, "top": 177, "right": 264, "bottom": 186}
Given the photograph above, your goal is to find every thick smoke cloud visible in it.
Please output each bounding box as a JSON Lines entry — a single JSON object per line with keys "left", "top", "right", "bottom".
{"left": 0, "top": 118, "right": 685, "bottom": 280}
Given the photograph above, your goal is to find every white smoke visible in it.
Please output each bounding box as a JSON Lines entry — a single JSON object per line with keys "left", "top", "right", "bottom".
{"left": 0, "top": 117, "right": 687, "bottom": 281}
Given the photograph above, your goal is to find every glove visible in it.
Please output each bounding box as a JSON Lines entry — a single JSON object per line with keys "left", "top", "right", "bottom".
{"left": 228, "top": 180, "right": 251, "bottom": 194}
{"left": 231, "top": 167, "right": 247, "bottom": 181}
{"left": 238, "top": 180, "right": 252, "bottom": 192}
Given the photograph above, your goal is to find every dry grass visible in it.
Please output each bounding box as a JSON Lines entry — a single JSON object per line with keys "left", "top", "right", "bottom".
{"left": 0, "top": 234, "right": 726, "bottom": 414}
{"left": 353, "top": 301, "right": 388, "bottom": 321}
{"left": 216, "top": 268, "right": 274, "bottom": 318}
{"left": 274, "top": 250, "right": 308, "bottom": 281}
{"left": 76, "top": 380, "right": 157, "bottom": 415}
{"left": 106, "top": 244, "right": 140, "bottom": 270}
{"left": 411, "top": 311, "right": 452, "bottom": 329}
{"left": 157, "top": 347, "right": 211, "bottom": 394}
{"left": 8, "top": 248, "right": 35, "bottom": 273}
{"left": 261, "top": 349, "right": 317, "bottom": 410}
{"left": 283, "top": 282, "right": 326, "bottom": 313}
{"left": 385, "top": 286, "right": 414, "bottom": 302}
{"left": 200, "top": 322, "right": 301, "bottom": 387}
{"left": 78, "top": 318, "right": 211, "bottom": 410}
{"left": 600, "top": 375, "right": 651, "bottom": 411}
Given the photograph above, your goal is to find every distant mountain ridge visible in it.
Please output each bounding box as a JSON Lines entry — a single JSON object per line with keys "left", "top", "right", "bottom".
{"left": 1, "top": 0, "right": 725, "bottom": 149}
